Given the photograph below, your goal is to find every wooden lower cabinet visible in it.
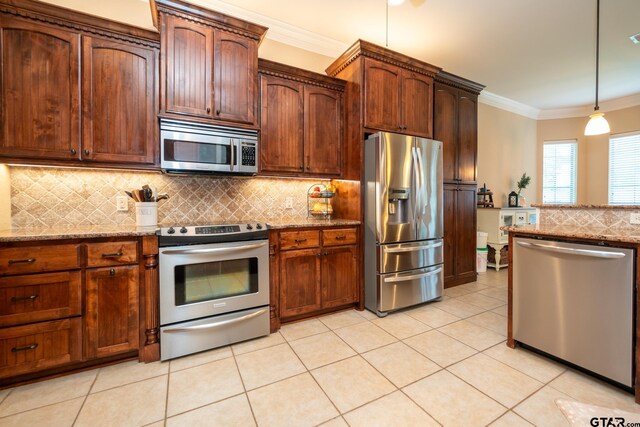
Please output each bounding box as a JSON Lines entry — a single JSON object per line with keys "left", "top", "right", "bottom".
{"left": 85, "top": 265, "right": 139, "bottom": 359}
{"left": 280, "top": 249, "right": 322, "bottom": 318}
{"left": 322, "top": 246, "right": 358, "bottom": 309}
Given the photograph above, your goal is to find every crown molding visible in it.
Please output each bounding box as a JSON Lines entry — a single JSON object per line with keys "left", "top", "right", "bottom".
{"left": 538, "top": 92, "right": 640, "bottom": 120}
{"left": 478, "top": 91, "right": 540, "bottom": 119}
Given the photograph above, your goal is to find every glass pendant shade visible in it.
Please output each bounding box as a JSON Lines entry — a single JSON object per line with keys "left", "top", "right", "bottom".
{"left": 584, "top": 112, "right": 611, "bottom": 136}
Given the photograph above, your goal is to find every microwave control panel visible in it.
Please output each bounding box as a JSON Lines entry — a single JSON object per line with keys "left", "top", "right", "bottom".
{"left": 241, "top": 142, "right": 256, "bottom": 167}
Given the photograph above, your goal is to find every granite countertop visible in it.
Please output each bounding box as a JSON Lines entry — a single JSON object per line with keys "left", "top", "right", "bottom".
{"left": 267, "top": 219, "right": 361, "bottom": 229}
{"left": 0, "top": 225, "right": 158, "bottom": 242}
{"left": 503, "top": 224, "right": 640, "bottom": 244}
{"left": 531, "top": 204, "right": 640, "bottom": 210}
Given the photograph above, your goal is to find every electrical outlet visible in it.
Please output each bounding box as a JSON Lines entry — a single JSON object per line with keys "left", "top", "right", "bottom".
{"left": 285, "top": 197, "right": 293, "bottom": 209}
{"left": 116, "top": 196, "right": 129, "bottom": 212}
{"left": 630, "top": 213, "right": 640, "bottom": 225}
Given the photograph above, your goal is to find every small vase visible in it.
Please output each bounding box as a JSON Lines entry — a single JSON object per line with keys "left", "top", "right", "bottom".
{"left": 518, "top": 194, "right": 526, "bottom": 207}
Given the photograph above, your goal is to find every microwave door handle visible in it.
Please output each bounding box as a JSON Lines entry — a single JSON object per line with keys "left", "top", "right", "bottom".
{"left": 162, "top": 241, "right": 267, "bottom": 255}
{"left": 230, "top": 139, "right": 235, "bottom": 172}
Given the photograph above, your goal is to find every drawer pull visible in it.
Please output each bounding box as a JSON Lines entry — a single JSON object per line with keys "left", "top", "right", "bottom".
{"left": 335, "top": 235, "right": 347, "bottom": 240}
{"left": 12, "top": 343, "right": 38, "bottom": 352}
{"left": 294, "top": 239, "right": 307, "bottom": 244}
{"left": 101, "top": 252, "right": 123, "bottom": 258}
{"left": 8, "top": 258, "right": 36, "bottom": 264}
{"left": 11, "top": 294, "right": 38, "bottom": 302}
{"left": 109, "top": 268, "right": 116, "bottom": 276}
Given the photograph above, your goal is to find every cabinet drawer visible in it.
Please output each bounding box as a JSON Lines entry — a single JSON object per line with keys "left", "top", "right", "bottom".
{"left": 86, "top": 241, "right": 138, "bottom": 267}
{"left": 0, "top": 245, "right": 80, "bottom": 276}
{"left": 0, "top": 318, "right": 82, "bottom": 379}
{"left": 322, "top": 228, "right": 358, "bottom": 247}
{"left": 0, "top": 271, "right": 82, "bottom": 327}
{"left": 280, "top": 230, "right": 320, "bottom": 251}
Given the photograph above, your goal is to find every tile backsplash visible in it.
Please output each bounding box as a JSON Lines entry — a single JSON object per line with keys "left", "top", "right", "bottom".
{"left": 9, "top": 166, "right": 319, "bottom": 228}
{"left": 539, "top": 207, "right": 640, "bottom": 229}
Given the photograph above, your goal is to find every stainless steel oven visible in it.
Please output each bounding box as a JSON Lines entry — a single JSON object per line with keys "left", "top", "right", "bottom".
{"left": 158, "top": 223, "right": 270, "bottom": 360}
{"left": 160, "top": 119, "right": 258, "bottom": 175}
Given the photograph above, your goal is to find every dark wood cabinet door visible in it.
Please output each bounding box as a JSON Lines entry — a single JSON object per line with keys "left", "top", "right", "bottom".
{"left": 214, "top": 30, "right": 257, "bottom": 125}
{"left": 86, "top": 265, "right": 139, "bottom": 358}
{"left": 455, "top": 186, "right": 477, "bottom": 281}
{"left": 363, "top": 58, "right": 400, "bottom": 131}
{"left": 163, "top": 15, "right": 213, "bottom": 118}
{"left": 259, "top": 75, "right": 304, "bottom": 174}
{"left": 279, "top": 249, "right": 322, "bottom": 319}
{"left": 82, "top": 37, "right": 156, "bottom": 165}
{"left": 304, "top": 86, "right": 342, "bottom": 176}
{"left": 322, "top": 245, "right": 357, "bottom": 309}
{"left": 400, "top": 70, "right": 433, "bottom": 138}
{"left": 442, "top": 185, "right": 457, "bottom": 284}
{"left": 434, "top": 83, "right": 458, "bottom": 183}
{"left": 0, "top": 18, "right": 80, "bottom": 160}
{"left": 457, "top": 94, "right": 478, "bottom": 184}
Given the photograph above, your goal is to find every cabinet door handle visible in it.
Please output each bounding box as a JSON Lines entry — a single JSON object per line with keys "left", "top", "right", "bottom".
{"left": 70, "top": 148, "right": 77, "bottom": 155}
{"left": 206, "top": 107, "right": 211, "bottom": 113}
{"left": 12, "top": 343, "right": 38, "bottom": 352}
{"left": 299, "top": 165, "right": 304, "bottom": 170}
{"left": 324, "top": 251, "right": 328, "bottom": 256}
{"left": 8, "top": 258, "right": 35, "bottom": 264}
{"left": 84, "top": 149, "right": 90, "bottom": 155}
{"left": 317, "top": 252, "right": 321, "bottom": 257}
{"left": 101, "top": 252, "right": 123, "bottom": 258}
{"left": 109, "top": 268, "right": 116, "bottom": 276}
{"left": 335, "top": 235, "right": 346, "bottom": 240}
{"left": 11, "top": 294, "right": 38, "bottom": 302}
{"left": 306, "top": 166, "right": 310, "bottom": 170}
{"left": 294, "top": 239, "right": 307, "bottom": 243}
{"left": 216, "top": 109, "right": 220, "bottom": 116}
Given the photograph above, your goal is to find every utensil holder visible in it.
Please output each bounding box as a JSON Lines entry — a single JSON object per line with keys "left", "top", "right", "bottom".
{"left": 135, "top": 202, "right": 157, "bottom": 227}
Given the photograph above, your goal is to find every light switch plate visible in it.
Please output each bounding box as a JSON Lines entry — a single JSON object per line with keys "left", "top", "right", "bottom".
{"left": 630, "top": 213, "right": 640, "bottom": 225}
{"left": 116, "top": 196, "right": 129, "bottom": 212}
{"left": 285, "top": 197, "right": 293, "bottom": 209}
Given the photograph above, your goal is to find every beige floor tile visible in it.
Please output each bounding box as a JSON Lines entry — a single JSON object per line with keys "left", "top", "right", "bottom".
{"left": 0, "top": 370, "right": 96, "bottom": 417}
{"left": 0, "top": 388, "right": 10, "bottom": 404}
{"left": 476, "top": 271, "right": 508, "bottom": 287}
{"left": 479, "top": 287, "right": 508, "bottom": 302}
{"left": 455, "top": 292, "right": 504, "bottom": 310}
{"left": 403, "top": 370, "right": 506, "bottom": 427}
{"left": 142, "top": 422, "right": 165, "bottom": 427}
{"left": 362, "top": 342, "right": 440, "bottom": 388}
{"left": 319, "top": 416, "right": 348, "bottom": 426}
{"left": 248, "top": 373, "right": 338, "bottom": 427}
{"left": 492, "top": 305, "right": 508, "bottom": 317}
{"left": 343, "top": 391, "right": 439, "bottom": 427}
{"left": 371, "top": 312, "right": 431, "bottom": 339}
{"left": 434, "top": 298, "right": 485, "bottom": 318}
{"left": 404, "top": 330, "right": 476, "bottom": 367}
{"left": 289, "top": 331, "right": 356, "bottom": 370}
{"left": 489, "top": 411, "right": 533, "bottom": 426}
{"left": 513, "top": 385, "right": 573, "bottom": 427}
{"left": 318, "top": 310, "right": 367, "bottom": 330}
{"left": 75, "top": 376, "right": 166, "bottom": 427}
{"left": 280, "top": 318, "right": 330, "bottom": 341}
{"left": 357, "top": 309, "right": 380, "bottom": 320}
{"left": 334, "top": 321, "right": 396, "bottom": 353}
{"left": 231, "top": 332, "right": 285, "bottom": 355}
{"left": 0, "top": 397, "right": 83, "bottom": 427}
{"left": 456, "top": 282, "right": 489, "bottom": 292}
{"left": 167, "top": 357, "right": 243, "bottom": 416}
{"left": 549, "top": 370, "right": 640, "bottom": 413}
{"left": 169, "top": 346, "right": 232, "bottom": 372}
{"left": 483, "top": 343, "right": 566, "bottom": 383}
{"left": 405, "top": 305, "right": 460, "bottom": 328}
{"left": 92, "top": 360, "right": 168, "bottom": 393}
{"left": 166, "top": 394, "right": 255, "bottom": 427}
{"left": 438, "top": 319, "right": 505, "bottom": 351}
{"left": 236, "top": 343, "right": 306, "bottom": 390}
{"left": 466, "top": 312, "right": 508, "bottom": 336}
{"left": 448, "top": 353, "right": 543, "bottom": 408}
{"left": 311, "top": 356, "right": 395, "bottom": 413}
{"left": 444, "top": 286, "right": 473, "bottom": 298}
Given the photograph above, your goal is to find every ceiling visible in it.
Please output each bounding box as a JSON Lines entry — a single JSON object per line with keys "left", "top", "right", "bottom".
{"left": 41, "top": 0, "right": 640, "bottom": 117}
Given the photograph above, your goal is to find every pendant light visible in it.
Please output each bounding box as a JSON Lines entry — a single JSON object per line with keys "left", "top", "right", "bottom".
{"left": 584, "top": 0, "right": 610, "bottom": 136}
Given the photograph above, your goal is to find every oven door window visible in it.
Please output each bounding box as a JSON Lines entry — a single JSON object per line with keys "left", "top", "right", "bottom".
{"left": 174, "top": 257, "right": 258, "bottom": 305}
{"left": 164, "top": 139, "right": 234, "bottom": 166}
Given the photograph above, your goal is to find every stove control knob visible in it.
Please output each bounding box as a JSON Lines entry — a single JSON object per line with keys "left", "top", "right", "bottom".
{"left": 246, "top": 224, "right": 253, "bottom": 230}
{"left": 167, "top": 227, "right": 175, "bottom": 235}
{"left": 256, "top": 224, "right": 263, "bottom": 230}
{"left": 180, "top": 227, "right": 188, "bottom": 234}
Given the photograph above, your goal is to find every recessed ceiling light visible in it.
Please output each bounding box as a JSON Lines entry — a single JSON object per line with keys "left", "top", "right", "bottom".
{"left": 630, "top": 33, "right": 640, "bottom": 44}
{"left": 388, "top": 0, "right": 405, "bottom": 6}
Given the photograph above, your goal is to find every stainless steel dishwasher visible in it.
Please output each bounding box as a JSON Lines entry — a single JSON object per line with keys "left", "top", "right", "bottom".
{"left": 513, "top": 236, "right": 635, "bottom": 388}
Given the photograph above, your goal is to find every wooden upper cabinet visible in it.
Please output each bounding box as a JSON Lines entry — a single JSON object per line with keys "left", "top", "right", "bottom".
{"left": 434, "top": 84, "right": 458, "bottom": 183}
{"left": 457, "top": 94, "right": 478, "bottom": 183}
{"left": 363, "top": 58, "right": 400, "bottom": 131}
{"left": 400, "top": 70, "right": 433, "bottom": 138}
{"left": 215, "top": 30, "right": 257, "bottom": 124}
{"left": 259, "top": 76, "right": 304, "bottom": 173}
{"left": 82, "top": 37, "right": 156, "bottom": 164}
{"left": 163, "top": 15, "right": 214, "bottom": 118}
{"left": 304, "top": 86, "right": 342, "bottom": 176}
{"left": 0, "top": 18, "right": 80, "bottom": 160}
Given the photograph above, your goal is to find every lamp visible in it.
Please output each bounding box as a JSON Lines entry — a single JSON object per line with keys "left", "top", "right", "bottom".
{"left": 584, "top": 0, "right": 610, "bottom": 136}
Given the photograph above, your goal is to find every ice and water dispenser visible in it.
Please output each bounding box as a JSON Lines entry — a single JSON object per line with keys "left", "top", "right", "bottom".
{"left": 388, "top": 188, "right": 410, "bottom": 224}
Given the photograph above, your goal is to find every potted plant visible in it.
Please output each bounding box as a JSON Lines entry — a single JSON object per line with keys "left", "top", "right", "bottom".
{"left": 516, "top": 173, "right": 531, "bottom": 206}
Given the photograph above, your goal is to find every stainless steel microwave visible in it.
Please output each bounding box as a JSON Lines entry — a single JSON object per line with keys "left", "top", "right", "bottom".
{"left": 160, "top": 119, "right": 258, "bottom": 175}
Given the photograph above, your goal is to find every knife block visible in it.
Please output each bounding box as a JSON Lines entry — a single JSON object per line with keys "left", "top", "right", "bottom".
{"left": 135, "top": 202, "right": 157, "bottom": 227}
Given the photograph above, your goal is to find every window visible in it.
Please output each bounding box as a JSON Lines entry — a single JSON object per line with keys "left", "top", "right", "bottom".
{"left": 542, "top": 140, "right": 577, "bottom": 204}
{"left": 609, "top": 131, "right": 640, "bottom": 204}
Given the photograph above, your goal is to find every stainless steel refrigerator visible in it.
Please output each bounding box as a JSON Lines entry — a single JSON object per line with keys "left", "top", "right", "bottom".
{"left": 364, "top": 132, "right": 443, "bottom": 317}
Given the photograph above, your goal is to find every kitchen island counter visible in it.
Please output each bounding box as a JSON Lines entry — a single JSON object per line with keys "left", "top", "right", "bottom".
{"left": 503, "top": 223, "right": 640, "bottom": 244}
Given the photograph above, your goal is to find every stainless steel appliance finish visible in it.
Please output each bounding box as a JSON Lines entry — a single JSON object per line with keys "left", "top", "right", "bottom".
{"left": 364, "top": 132, "right": 444, "bottom": 316}
{"left": 158, "top": 223, "right": 269, "bottom": 360}
{"left": 160, "top": 119, "right": 258, "bottom": 175}
{"left": 513, "top": 236, "right": 635, "bottom": 387}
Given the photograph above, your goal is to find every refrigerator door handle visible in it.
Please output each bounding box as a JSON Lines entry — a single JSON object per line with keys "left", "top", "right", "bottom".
{"left": 411, "top": 146, "right": 421, "bottom": 223}
{"left": 415, "top": 146, "right": 427, "bottom": 216}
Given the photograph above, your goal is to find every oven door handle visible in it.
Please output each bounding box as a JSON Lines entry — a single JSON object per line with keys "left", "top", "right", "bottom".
{"left": 161, "top": 241, "right": 267, "bottom": 255}
{"left": 163, "top": 308, "right": 268, "bottom": 333}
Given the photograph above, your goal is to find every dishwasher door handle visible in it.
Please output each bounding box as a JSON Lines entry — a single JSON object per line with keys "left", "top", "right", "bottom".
{"left": 516, "top": 241, "right": 626, "bottom": 259}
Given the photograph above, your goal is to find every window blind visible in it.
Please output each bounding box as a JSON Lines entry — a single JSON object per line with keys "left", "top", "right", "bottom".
{"left": 609, "top": 132, "right": 640, "bottom": 205}
{"left": 543, "top": 140, "right": 577, "bottom": 204}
